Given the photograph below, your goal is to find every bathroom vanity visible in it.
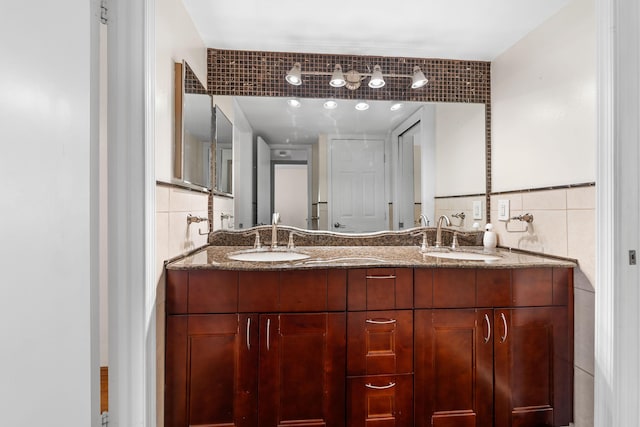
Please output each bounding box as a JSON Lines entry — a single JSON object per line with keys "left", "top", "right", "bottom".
{"left": 164, "top": 236, "right": 574, "bottom": 427}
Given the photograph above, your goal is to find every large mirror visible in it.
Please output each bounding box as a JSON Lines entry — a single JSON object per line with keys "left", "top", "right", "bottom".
{"left": 174, "top": 61, "right": 214, "bottom": 190}
{"left": 215, "top": 95, "right": 486, "bottom": 232}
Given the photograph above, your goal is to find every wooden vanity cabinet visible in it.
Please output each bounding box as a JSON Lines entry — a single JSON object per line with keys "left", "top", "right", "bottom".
{"left": 165, "top": 269, "right": 347, "bottom": 427}
{"left": 414, "top": 267, "right": 573, "bottom": 427}
{"left": 166, "top": 264, "right": 573, "bottom": 427}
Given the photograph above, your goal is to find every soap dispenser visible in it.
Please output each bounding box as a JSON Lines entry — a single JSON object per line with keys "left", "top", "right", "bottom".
{"left": 483, "top": 223, "right": 497, "bottom": 249}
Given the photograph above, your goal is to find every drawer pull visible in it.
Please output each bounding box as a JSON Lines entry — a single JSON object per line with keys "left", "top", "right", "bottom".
{"left": 500, "top": 312, "right": 508, "bottom": 343}
{"left": 246, "top": 318, "right": 251, "bottom": 350}
{"left": 483, "top": 314, "right": 491, "bottom": 344}
{"left": 365, "top": 382, "right": 396, "bottom": 390}
{"left": 366, "top": 318, "right": 397, "bottom": 325}
{"left": 365, "top": 275, "right": 396, "bottom": 280}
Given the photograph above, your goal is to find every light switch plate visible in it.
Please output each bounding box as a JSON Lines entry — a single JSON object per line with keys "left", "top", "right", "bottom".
{"left": 498, "top": 199, "right": 510, "bottom": 221}
{"left": 473, "top": 201, "right": 482, "bottom": 220}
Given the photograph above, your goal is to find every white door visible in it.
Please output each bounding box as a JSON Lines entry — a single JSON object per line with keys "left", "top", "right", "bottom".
{"left": 330, "top": 139, "right": 386, "bottom": 232}
{"left": 274, "top": 164, "right": 308, "bottom": 229}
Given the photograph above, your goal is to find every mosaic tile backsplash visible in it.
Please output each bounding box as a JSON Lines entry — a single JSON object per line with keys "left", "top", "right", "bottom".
{"left": 207, "top": 49, "right": 490, "bottom": 103}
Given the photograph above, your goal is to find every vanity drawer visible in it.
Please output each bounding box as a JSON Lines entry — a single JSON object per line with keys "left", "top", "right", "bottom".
{"left": 348, "top": 268, "right": 413, "bottom": 311}
{"left": 347, "top": 374, "right": 413, "bottom": 427}
{"left": 347, "top": 310, "right": 413, "bottom": 376}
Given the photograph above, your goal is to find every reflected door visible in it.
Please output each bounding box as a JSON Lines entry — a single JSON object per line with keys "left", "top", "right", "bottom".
{"left": 330, "top": 139, "right": 386, "bottom": 232}
{"left": 273, "top": 163, "right": 308, "bottom": 229}
{"left": 398, "top": 122, "right": 422, "bottom": 229}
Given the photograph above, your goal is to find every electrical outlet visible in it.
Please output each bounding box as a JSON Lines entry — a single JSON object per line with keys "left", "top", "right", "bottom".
{"left": 498, "top": 199, "right": 510, "bottom": 221}
{"left": 473, "top": 201, "right": 482, "bottom": 220}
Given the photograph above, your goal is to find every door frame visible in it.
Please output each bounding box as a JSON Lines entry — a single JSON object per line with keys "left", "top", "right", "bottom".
{"left": 109, "top": 0, "right": 637, "bottom": 425}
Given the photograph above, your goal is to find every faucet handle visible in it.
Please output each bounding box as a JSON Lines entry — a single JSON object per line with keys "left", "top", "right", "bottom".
{"left": 411, "top": 230, "right": 429, "bottom": 251}
{"left": 243, "top": 230, "right": 262, "bottom": 249}
{"left": 451, "top": 232, "right": 459, "bottom": 249}
{"left": 272, "top": 212, "right": 280, "bottom": 224}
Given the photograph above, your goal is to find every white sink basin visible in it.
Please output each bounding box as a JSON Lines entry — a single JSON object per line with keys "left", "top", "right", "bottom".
{"left": 425, "top": 251, "right": 501, "bottom": 261}
{"left": 227, "top": 250, "right": 310, "bottom": 262}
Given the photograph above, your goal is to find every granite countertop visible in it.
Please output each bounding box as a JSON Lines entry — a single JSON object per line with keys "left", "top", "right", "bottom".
{"left": 166, "top": 245, "right": 577, "bottom": 271}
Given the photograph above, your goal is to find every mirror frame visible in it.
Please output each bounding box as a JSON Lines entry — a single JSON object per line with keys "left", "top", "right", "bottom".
{"left": 206, "top": 48, "right": 492, "bottom": 220}
{"left": 174, "top": 60, "right": 213, "bottom": 190}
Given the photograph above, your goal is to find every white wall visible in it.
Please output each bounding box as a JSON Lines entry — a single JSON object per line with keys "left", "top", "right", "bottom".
{"left": 492, "top": 0, "right": 596, "bottom": 192}
{"left": 234, "top": 100, "right": 255, "bottom": 228}
{"left": 0, "top": 1, "right": 97, "bottom": 425}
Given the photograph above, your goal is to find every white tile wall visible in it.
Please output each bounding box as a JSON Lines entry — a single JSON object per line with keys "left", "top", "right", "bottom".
{"left": 156, "top": 185, "right": 209, "bottom": 269}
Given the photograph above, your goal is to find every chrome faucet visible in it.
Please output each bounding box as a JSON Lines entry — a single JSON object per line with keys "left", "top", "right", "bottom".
{"left": 419, "top": 214, "right": 430, "bottom": 227}
{"left": 435, "top": 215, "right": 451, "bottom": 248}
{"left": 271, "top": 212, "right": 280, "bottom": 249}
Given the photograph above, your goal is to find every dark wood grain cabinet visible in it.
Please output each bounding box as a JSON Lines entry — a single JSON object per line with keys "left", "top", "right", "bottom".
{"left": 414, "top": 267, "right": 573, "bottom": 427}
{"left": 165, "top": 265, "right": 573, "bottom": 427}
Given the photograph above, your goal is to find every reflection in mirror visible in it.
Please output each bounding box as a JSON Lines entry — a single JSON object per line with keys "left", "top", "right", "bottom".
{"left": 174, "top": 61, "right": 213, "bottom": 190}
{"left": 224, "top": 96, "right": 485, "bottom": 232}
{"left": 214, "top": 106, "right": 233, "bottom": 194}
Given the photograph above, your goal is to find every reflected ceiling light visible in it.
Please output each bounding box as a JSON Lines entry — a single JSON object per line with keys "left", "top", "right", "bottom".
{"left": 390, "top": 103, "right": 403, "bottom": 111}
{"left": 323, "top": 100, "right": 338, "bottom": 109}
{"left": 355, "top": 101, "right": 369, "bottom": 111}
{"left": 284, "top": 62, "right": 428, "bottom": 91}
{"left": 287, "top": 99, "right": 301, "bottom": 108}
{"left": 411, "top": 66, "right": 428, "bottom": 89}
{"left": 329, "top": 64, "right": 346, "bottom": 88}
{"left": 368, "top": 65, "right": 385, "bottom": 88}
{"left": 285, "top": 63, "right": 302, "bottom": 86}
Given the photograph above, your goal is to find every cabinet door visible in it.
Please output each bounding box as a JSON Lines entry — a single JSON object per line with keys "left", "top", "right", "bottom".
{"left": 259, "top": 313, "right": 346, "bottom": 427}
{"left": 494, "top": 307, "right": 570, "bottom": 427}
{"left": 414, "top": 309, "right": 494, "bottom": 427}
{"left": 165, "top": 313, "right": 258, "bottom": 427}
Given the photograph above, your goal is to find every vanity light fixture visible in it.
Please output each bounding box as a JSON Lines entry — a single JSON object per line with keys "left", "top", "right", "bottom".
{"left": 285, "top": 63, "right": 303, "bottom": 86}
{"left": 368, "top": 65, "right": 385, "bottom": 88}
{"left": 411, "top": 66, "right": 429, "bottom": 89}
{"left": 285, "top": 62, "right": 428, "bottom": 91}
{"left": 355, "top": 101, "right": 370, "bottom": 111}
{"left": 323, "top": 100, "right": 338, "bottom": 109}
{"left": 287, "top": 98, "right": 301, "bottom": 108}
{"left": 329, "top": 65, "right": 346, "bottom": 87}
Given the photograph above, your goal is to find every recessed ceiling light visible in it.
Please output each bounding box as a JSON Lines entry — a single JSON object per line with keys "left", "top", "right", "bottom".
{"left": 287, "top": 99, "right": 301, "bottom": 108}
{"left": 390, "top": 103, "right": 403, "bottom": 111}
{"left": 355, "top": 101, "right": 369, "bottom": 111}
{"left": 323, "top": 100, "right": 338, "bottom": 109}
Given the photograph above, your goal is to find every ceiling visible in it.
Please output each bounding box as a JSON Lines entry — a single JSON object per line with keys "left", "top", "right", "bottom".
{"left": 182, "top": 0, "right": 570, "bottom": 61}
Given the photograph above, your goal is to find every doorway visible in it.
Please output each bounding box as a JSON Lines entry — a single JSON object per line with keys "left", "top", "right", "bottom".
{"left": 273, "top": 162, "right": 309, "bottom": 229}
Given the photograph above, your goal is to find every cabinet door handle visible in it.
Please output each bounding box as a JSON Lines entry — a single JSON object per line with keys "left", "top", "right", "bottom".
{"left": 366, "top": 318, "right": 397, "bottom": 325}
{"left": 246, "top": 318, "right": 251, "bottom": 351}
{"left": 500, "top": 312, "right": 508, "bottom": 343}
{"left": 483, "top": 313, "right": 491, "bottom": 343}
{"left": 365, "top": 382, "right": 396, "bottom": 390}
{"left": 365, "top": 275, "right": 396, "bottom": 280}
{"left": 266, "top": 318, "right": 271, "bottom": 351}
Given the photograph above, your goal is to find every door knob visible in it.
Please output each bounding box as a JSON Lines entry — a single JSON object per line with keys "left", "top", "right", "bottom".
{"left": 334, "top": 222, "right": 346, "bottom": 228}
